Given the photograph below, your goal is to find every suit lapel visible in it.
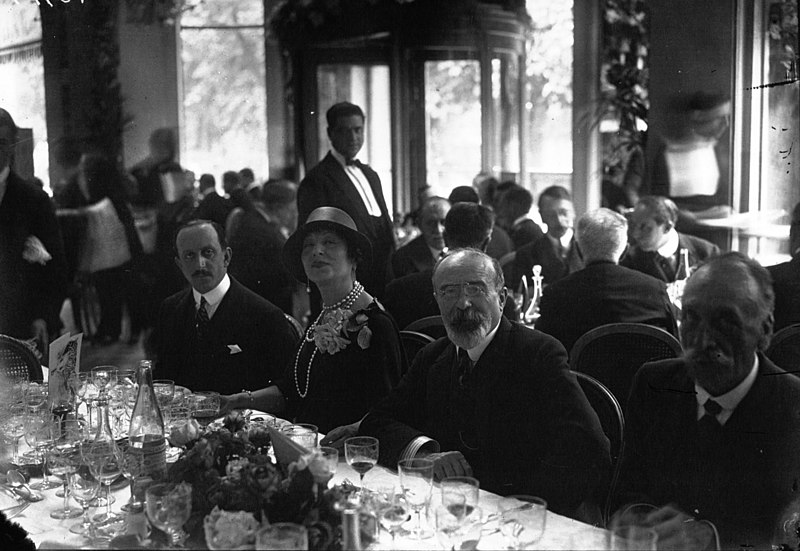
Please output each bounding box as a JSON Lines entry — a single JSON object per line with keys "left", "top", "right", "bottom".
{"left": 322, "top": 154, "right": 374, "bottom": 232}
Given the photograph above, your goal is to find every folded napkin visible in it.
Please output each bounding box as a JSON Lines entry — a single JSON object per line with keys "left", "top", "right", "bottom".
{"left": 268, "top": 426, "right": 310, "bottom": 466}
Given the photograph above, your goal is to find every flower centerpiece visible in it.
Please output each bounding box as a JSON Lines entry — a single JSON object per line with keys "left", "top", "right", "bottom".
{"left": 164, "top": 411, "right": 358, "bottom": 550}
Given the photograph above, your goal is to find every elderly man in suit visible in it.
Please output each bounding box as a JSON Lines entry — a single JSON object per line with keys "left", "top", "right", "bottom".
{"left": 154, "top": 220, "right": 297, "bottom": 394}
{"left": 390, "top": 196, "right": 450, "bottom": 279}
{"left": 297, "top": 102, "right": 395, "bottom": 300}
{"left": 615, "top": 252, "right": 800, "bottom": 549}
{"left": 0, "top": 108, "right": 67, "bottom": 354}
{"left": 622, "top": 195, "right": 719, "bottom": 282}
{"left": 360, "top": 248, "right": 609, "bottom": 519}
{"left": 536, "top": 208, "right": 678, "bottom": 353}
{"left": 511, "top": 185, "right": 584, "bottom": 289}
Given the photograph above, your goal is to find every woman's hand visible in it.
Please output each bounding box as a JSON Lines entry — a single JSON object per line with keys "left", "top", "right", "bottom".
{"left": 320, "top": 421, "right": 360, "bottom": 451}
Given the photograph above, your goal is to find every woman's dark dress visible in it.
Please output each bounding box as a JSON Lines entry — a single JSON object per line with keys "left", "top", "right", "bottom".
{"left": 276, "top": 301, "right": 405, "bottom": 434}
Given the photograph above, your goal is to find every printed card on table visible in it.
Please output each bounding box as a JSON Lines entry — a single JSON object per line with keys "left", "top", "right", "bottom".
{"left": 48, "top": 333, "right": 82, "bottom": 406}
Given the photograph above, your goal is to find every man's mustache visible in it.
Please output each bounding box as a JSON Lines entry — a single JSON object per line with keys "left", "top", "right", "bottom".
{"left": 193, "top": 270, "right": 212, "bottom": 277}
{"left": 449, "top": 309, "right": 487, "bottom": 331}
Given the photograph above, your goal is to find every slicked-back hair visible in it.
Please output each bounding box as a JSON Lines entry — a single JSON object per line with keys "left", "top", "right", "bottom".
{"left": 448, "top": 185, "right": 480, "bottom": 204}
{"left": 174, "top": 219, "right": 228, "bottom": 255}
{"left": 499, "top": 185, "right": 533, "bottom": 218}
{"left": 444, "top": 203, "right": 494, "bottom": 250}
{"left": 537, "top": 185, "right": 572, "bottom": 210}
{"left": 326, "top": 102, "right": 365, "bottom": 128}
{"left": 635, "top": 195, "right": 679, "bottom": 227}
{"left": 576, "top": 208, "right": 628, "bottom": 263}
{"left": 693, "top": 251, "right": 775, "bottom": 317}
{"left": 432, "top": 247, "right": 505, "bottom": 293}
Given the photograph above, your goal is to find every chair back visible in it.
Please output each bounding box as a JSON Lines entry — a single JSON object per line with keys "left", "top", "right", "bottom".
{"left": 0, "top": 335, "right": 43, "bottom": 382}
{"left": 399, "top": 330, "right": 435, "bottom": 367}
{"left": 569, "top": 323, "right": 682, "bottom": 405}
{"left": 284, "top": 314, "right": 305, "bottom": 341}
{"left": 404, "top": 315, "right": 447, "bottom": 339}
{"left": 574, "top": 371, "right": 624, "bottom": 525}
{"left": 766, "top": 323, "right": 800, "bottom": 375}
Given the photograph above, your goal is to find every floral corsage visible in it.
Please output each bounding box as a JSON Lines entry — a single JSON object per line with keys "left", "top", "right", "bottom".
{"left": 312, "top": 308, "right": 372, "bottom": 355}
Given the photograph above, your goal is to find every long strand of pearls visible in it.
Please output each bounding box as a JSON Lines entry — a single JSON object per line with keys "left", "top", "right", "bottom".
{"left": 294, "top": 281, "right": 364, "bottom": 398}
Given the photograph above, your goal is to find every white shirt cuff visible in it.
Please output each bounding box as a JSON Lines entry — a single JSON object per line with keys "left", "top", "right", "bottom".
{"left": 400, "top": 436, "right": 439, "bottom": 462}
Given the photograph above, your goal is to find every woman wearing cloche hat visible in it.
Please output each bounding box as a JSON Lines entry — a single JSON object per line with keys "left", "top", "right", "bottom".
{"left": 221, "top": 207, "right": 406, "bottom": 438}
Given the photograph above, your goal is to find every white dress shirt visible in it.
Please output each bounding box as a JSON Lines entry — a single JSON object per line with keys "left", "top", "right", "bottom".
{"left": 694, "top": 354, "right": 759, "bottom": 425}
{"left": 192, "top": 273, "right": 231, "bottom": 320}
{"left": 330, "top": 149, "right": 382, "bottom": 217}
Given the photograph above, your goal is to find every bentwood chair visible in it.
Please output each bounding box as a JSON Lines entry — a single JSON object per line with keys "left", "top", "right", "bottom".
{"left": 284, "top": 314, "right": 305, "bottom": 341}
{"left": 569, "top": 323, "right": 683, "bottom": 406}
{"left": 766, "top": 323, "right": 800, "bottom": 375}
{"left": 404, "top": 315, "right": 447, "bottom": 340}
{"left": 574, "top": 371, "right": 625, "bottom": 525}
{"left": 0, "top": 335, "right": 44, "bottom": 382}
{"left": 399, "top": 330, "right": 435, "bottom": 368}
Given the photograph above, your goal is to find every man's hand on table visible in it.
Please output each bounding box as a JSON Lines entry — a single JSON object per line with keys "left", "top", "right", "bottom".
{"left": 643, "top": 504, "right": 717, "bottom": 550}
{"left": 320, "top": 421, "right": 360, "bottom": 451}
{"left": 423, "top": 450, "right": 473, "bottom": 481}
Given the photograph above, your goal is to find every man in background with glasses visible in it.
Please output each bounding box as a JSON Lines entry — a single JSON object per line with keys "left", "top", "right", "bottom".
{"left": 360, "top": 248, "right": 610, "bottom": 521}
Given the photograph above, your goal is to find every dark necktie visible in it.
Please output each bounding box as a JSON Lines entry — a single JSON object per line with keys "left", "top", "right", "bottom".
{"left": 196, "top": 296, "right": 209, "bottom": 338}
{"left": 697, "top": 398, "right": 723, "bottom": 439}
{"left": 456, "top": 348, "right": 473, "bottom": 386}
{"left": 346, "top": 158, "right": 359, "bottom": 166}
{"left": 657, "top": 253, "right": 677, "bottom": 281}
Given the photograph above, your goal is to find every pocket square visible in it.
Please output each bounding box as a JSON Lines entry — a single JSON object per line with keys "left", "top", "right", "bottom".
{"left": 227, "top": 344, "right": 242, "bottom": 355}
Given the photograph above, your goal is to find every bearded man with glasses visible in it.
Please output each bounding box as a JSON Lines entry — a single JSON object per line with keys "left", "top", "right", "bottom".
{"left": 359, "top": 248, "right": 610, "bottom": 521}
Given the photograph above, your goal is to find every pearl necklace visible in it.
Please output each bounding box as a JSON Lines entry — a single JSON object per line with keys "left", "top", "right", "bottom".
{"left": 294, "top": 281, "right": 364, "bottom": 398}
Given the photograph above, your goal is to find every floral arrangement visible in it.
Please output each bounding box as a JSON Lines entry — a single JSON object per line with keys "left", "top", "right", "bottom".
{"left": 313, "top": 309, "right": 372, "bottom": 355}
{"left": 165, "top": 412, "right": 357, "bottom": 550}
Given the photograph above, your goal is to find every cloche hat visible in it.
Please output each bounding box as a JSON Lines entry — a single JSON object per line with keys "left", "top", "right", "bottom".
{"left": 282, "top": 206, "right": 373, "bottom": 282}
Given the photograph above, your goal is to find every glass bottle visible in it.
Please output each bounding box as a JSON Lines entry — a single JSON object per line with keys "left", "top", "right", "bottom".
{"left": 128, "top": 360, "right": 167, "bottom": 484}
{"left": 524, "top": 264, "right": 544, "bottom": 325}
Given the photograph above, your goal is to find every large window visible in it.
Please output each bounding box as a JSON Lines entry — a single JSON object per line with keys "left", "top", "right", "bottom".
{"left": 1, "top": 1, "right": 48, "bottom": 191}
{"left": 179, "top": 0, "right": 267, "bottom": 183}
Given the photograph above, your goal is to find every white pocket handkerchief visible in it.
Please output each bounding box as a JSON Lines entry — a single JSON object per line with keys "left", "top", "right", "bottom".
{"left": 227, "top": 344, "right": 242, "bottom": 355}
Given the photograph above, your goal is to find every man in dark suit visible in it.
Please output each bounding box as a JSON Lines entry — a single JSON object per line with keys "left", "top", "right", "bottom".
{"left": 361, "top": 249, "right": 609, "bottom": 518}
{"left": 390, "top": 196, "right": 450, "bottom": 279}
{"left": 622, "top": 195, "right": 720, "bottom": 282}
{"left": 511, "top": 185, "right": 584, "bottom": 290}
{"left": 384, "top": 202, "right": 519, "bottom": 330}
{"left": 297, "top": 102, "right": 395, "bottom": 299}
{"left": 615, "top": 252, "right": 800, "bottom": 549}
{"left": 536, "top": 208, "right": 678, "bottom": 352}
{"left": 768, "top": 201, "right": 800, "bottom": 331}
{"left": 0, "top": 108, "right": 67, "bottom": 353}
{"left": 154, "top": 220, "right": 298, "bottom": 394}
{"left": 192, "top": 173, "right": 231, "bottom": 228}
{"left": 495, "top": 184, "right": 544, "bottom": 250}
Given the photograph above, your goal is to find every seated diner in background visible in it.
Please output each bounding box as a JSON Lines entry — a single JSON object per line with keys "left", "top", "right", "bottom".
{"left": 221, "top": 207, "right": 405, "bottom": 434}
{"left": 359, "top": 248, "right": 610, "bottom": 520}
{"left": 614, "top": 252, "right": 800, "bottom": 549}
{"left": 154, "top": 219, "right": 298, "bottom": 394}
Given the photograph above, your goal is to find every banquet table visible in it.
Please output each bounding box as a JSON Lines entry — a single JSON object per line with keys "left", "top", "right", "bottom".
{"left": 7, "top": 420, "right": 610, "bottom": 550}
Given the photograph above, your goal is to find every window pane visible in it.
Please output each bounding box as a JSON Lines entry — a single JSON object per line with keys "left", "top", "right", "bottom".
{"left": 492, "top": 55, "right": 521, "bottom": 173}
{"left": 424, "top": 59, "right": 481, "bottom": 196}
{"left": 180, "top": 0, "right": 263, "bottom": 27}
{"left": 317, "top": 64, "right": 393, "bottom": 215}
{"left": 180, "top": 26, "right": 268, "bottom": 182}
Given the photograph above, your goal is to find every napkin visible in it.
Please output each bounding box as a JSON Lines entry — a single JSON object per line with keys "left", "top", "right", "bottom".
{"left": 268, "top": 426, "right": 310, "bottom": 466}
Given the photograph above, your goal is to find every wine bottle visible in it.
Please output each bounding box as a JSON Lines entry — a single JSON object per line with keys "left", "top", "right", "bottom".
{"left": 128, "top": 360, "right": 167, "bottom": 482}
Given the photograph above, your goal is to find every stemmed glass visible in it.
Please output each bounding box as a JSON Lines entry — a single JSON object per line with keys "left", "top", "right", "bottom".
{"left": 190, "top": 391, "right": 220, "bottom": 428}
{"left": 119, "top": 441, "right": 145, "bottom": 512}
{"left": 69, "top": 458, "right": 102, "bottom": 538}
{"left": 398, "top": 458, "right": 434, "bottom": 539}
{"left": 380, "top": 493, "right": 412, "bottom": 549}
{"left": 153, "top": 379, "right": 175, "bottom": 410}
{"left": 0, "top": 404, "right": 28, "bottom": 465}
{"left": 498, "top": 495, "right": 547, "bottom": 550}
{"left": 344, "top": 436, "right": 379, "bottom": 493}
{"left": 27, "top": 418, "right": 61, "bottom": 490}
{"left": 23, "top": 380, "right": 48, "bottom": 414}
{"left": 49, "top": 418, "right": 86, "bottom": 519}
{"left": 91, "top": 365, "right": 118, "bottom": 398}
{"left": 83, "top": 439, "right": 124, "bottom": 526}
{"left": 146, "top": 482, "right": 193, "bottom": 548}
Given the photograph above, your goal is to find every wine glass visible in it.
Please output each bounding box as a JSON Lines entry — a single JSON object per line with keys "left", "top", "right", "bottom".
{"left": 282, "top": 423, "right": 319, "bottom": 450}
{"left": 153, "top": 379, "right": 175, "bottom": 410}
{"left": 49, "top": 418, "right": 87, "bottom": 519}
{"left": 0, "top": 404, "right": 28, "bottom": 464}
{"left": 441, "top": 476, "right": 480, "bottom": 516}
{"left": 398, "top": 457, "right": 434, "bottom": 540}
{"left": 27, "top": 418, "right": 61, "bottom": 490}
{"left": 82, "top": 440, "right": 124, "bottom": 526}
{"left": 344, "top": 436, "right": 379, "bottom": 493}
{"left": 190, "top": 391, "right": 220, "bottom": 428}
{"left": 91, "top": 365, "right": 118, "bottom": 398}
{"left": 69, "top": 460, "right": 102, "bottom": 538}
{"left": 380, "top": 494, "right": 411, "bottom": 549}
{"left": 146, "top": 482, "right": 193, "bottom": 548}
{"left": 499, "top": 495, "right": 547, "bottom": 550}
{"left": 23, "top": 380, "right": 48, "bottom": 414}
{"left": 119, "top": 440, "right": 145, "bottom": 512}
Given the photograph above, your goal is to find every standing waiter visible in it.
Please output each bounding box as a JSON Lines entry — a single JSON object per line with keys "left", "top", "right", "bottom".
{"left": 297, "top": 102, "right": 395, "bottom": 308}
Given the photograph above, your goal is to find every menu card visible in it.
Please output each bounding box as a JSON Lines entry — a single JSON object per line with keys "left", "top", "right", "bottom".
{"left": 48, "top": 333, "right": 82, "bottom": 411}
